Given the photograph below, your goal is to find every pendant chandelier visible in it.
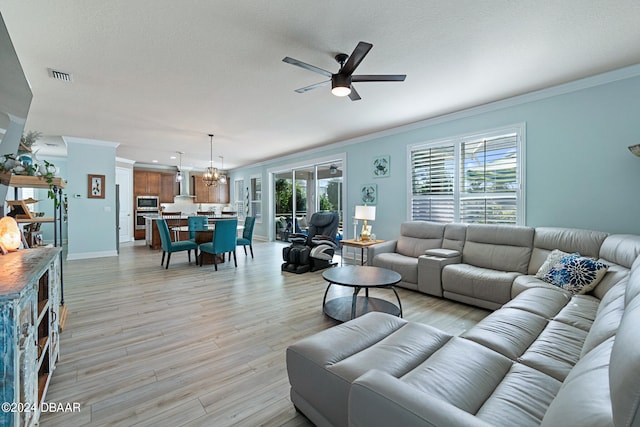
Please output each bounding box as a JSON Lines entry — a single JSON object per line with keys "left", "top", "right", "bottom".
{"left": 203, "top": 134, "right": 226, "bottom": 187}
{"left": 175, "top": 151, "right": 184, "bottom": 183}
{"left": 218, "top": 156, "right": 227, "bottom": 184}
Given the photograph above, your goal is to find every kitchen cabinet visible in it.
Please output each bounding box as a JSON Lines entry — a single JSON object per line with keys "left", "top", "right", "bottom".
{"left": 134, "top": 171, "right": 178, "bottom": 240}
{"left": 191, "top": 174, "right": 229, "bottom": 204}
{"left": 134, "top": 170, "right": 177, "bottom": 202}
{"left": 160, "top": 173, "right": 178, "bottom": 203}
{"left": 0, "top": 248, "right": 62, "bottom": 427}
{"left": 191, "top": 174, "right": 209, "bottom": 203}
{"left": 134, "top": 171, "right": 161, "bottom": 195}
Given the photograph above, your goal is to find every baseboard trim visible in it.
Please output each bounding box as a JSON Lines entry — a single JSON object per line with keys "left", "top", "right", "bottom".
{"left": 66, "top": 250, "right": 118, "bottom": 260}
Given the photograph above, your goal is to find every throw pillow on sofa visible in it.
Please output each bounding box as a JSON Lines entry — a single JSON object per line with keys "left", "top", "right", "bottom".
{"left": 535, "top": 249, "right": 573, "bottom": 279}
{"left": 543, "top": 253, "right": 609, "bottom": 295}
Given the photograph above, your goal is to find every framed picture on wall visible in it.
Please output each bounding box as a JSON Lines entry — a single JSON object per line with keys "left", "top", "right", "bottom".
{"left": 372, "top": 155, "right": 390, "bottom": 178}
{"left": 88, "top": 174, "right": 105, "bottom": 199}
{"left": 361, "top": 183, "right": 377, "bottom": 205}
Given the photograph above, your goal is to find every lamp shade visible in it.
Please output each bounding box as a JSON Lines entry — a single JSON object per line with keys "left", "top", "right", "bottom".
{"left": 629, "top": 144, "right": 640, "bottom": 157}
{"left": 0, "top": 216, "right": 22, "bottom": 253}
{"left": 354, "top": 205, "right": 376, "bottom": 221}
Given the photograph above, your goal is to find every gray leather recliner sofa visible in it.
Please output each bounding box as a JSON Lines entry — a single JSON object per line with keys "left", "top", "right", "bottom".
{"left": 287, "top": 224, "right": 640, "bottom": 426}
{"left": 368, "top": 222, "right": 631, "bottom": 310}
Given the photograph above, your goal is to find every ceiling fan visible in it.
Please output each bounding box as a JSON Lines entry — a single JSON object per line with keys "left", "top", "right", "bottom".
{"left": 283, "top": 41, "right": 406, "bottom": 101}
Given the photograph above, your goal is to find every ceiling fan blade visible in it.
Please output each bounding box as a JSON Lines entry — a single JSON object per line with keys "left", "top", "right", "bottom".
{"left": 340, "top": 41, "right": 373, "bottom": 76}
{"left": 294, "top": 80, "right": 331, "bottom": 93}
{"left": 352, "top": 74, "right": 407, "bottom": 82}
{"left": 283, "top": 57, "right": 333, "bottom": 77}
{"left": 348, "top": 85, "right": 361, "bottom": 101}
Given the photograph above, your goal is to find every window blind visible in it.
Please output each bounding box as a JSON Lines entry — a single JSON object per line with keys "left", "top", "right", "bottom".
{"left": 411, "top": 145, "right": 455, "bottom": 223}
{"left": 410, "top": 129, "right": 522, "bottom": 225}
{"left": 250, "top": 177, "right": 262, "bottom": 221}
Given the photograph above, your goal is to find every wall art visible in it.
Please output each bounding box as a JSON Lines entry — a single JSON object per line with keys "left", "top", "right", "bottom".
{"left": 360, "top": 183, "right": 377, "bottom": 205}
{"left": 88, "top": 174, "right": 105, "bottom": 199}
{"left": 372, "top": 155, "right": 390, "bottom": 178}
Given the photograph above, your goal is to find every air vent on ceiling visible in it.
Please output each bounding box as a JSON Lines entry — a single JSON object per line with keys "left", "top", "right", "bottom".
{"left": 48, "top": 68, "right": 73, "bottom": 83}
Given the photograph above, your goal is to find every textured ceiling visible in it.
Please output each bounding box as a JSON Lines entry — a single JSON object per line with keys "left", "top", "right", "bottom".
{"left": 1, "top": 0, "right": 640, "bottom": 170}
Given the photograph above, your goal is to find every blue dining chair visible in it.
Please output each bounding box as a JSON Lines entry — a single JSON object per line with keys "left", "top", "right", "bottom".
{"left": 156, "top": 219, "right": 198, "bottom": 269}
{"left": 237, "top": 216, "right": 256, "bottom": 258}
{"left": 187, "top": 215, "right": 208, "bottom": 241}
{"left": 199, "top": 219, "right": 238, "bottom": 271}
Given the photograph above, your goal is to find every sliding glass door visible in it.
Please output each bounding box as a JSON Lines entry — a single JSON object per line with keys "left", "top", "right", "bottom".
{"left": 317, "top": 162, "right": 342, "bottom": 224}
{"left": 273, "top": 160, "right": 343, "bottom": 241}
{"left": 274, "top": 171, "right": 294, "bottom": 240}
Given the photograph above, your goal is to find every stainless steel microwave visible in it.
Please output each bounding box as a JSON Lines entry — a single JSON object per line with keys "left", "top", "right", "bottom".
{"left": 136, "top": 196, "right": 159, "bottom": 210}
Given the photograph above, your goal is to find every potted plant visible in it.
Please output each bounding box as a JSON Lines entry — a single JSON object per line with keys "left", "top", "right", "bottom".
{"left": 1, "top": 131, "right": 62, "bottom": 207}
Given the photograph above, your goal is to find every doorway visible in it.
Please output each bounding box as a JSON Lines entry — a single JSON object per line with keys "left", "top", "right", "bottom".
{"left": 115, "top": 167, "right": 133, "bottom": 243}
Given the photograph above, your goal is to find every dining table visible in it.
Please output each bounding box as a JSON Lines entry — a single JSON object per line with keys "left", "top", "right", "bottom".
{"left": 171, "top": 222, "right": 244, "bottom": 265}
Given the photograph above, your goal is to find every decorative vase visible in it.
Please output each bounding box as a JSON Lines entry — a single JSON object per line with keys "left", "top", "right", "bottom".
{"left": 16, "top": 153, "right": 34, "bottom": 175}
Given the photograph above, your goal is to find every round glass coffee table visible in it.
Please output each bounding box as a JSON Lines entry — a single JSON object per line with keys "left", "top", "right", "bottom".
{"left": 322, "top": 265, "right": 403, "bottom": 322}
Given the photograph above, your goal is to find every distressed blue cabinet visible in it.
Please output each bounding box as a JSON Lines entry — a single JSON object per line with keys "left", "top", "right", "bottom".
{"left": 0, "top": 248, "right": 61, "bottom": 427}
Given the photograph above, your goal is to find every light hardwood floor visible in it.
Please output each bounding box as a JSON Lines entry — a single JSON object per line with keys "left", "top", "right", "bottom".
{"left": 40, "top": 241, "right": 489, "bottom": 427}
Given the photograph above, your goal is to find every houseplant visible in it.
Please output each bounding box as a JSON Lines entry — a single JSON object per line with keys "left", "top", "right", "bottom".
{"left": 1, "top": 131, "right": 62, "bottom": 207}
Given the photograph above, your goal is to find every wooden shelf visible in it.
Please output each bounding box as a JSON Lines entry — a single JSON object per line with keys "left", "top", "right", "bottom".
{"left": 7, "top": 174, "right": 66, "bottom": 189}
{"left": 59, "top": 305, "right": 68, "bottom": 331}
{"left": 16, "top": 217, "right": 55, "bottom": 224}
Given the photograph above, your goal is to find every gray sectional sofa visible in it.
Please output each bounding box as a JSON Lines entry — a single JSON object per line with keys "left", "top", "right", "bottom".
{"left": 369, "top": 222, "right": 631, "bottom": 310}
{"left": 286, "top": 223, "right": 640, "bottom": 426}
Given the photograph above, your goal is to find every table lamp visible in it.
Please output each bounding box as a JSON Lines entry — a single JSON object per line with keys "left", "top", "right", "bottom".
{"left": 354, "top": 205, "right": 376, "bottom": 242}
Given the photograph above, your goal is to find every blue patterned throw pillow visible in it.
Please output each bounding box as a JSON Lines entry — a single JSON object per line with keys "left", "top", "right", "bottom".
{"left": 535, "top": 249, "right": 574, "bottom": 279}
{"left": 543, "top": 254, "right": 609, "bottom": 295}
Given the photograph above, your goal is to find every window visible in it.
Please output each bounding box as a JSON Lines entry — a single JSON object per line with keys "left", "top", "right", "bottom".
{"left": 410, "top": 124, "right": 524, "bottom": 225}
{"left": 234, "top": 179, "right": 245, "bottom": 220}
{"left": 250, "top": 176, "right": 262, "bottom": 222}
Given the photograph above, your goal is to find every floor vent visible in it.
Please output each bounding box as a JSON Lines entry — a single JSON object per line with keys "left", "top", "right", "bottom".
{"left": 48, "top": 68, "right": 73, "bottom": 82}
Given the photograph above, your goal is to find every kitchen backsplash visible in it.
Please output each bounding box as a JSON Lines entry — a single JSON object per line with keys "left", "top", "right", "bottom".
{"left": 160, "top": 200, "right": 234, "bottom": 216}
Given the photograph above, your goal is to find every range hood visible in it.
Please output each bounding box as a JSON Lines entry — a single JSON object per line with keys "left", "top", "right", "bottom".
{"left": 174, "top": 169, "right": 195, "bottom": 201}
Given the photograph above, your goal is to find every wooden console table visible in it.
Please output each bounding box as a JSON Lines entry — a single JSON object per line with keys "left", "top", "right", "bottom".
{"left": 0, "top": 248, "right": 63, "bottom": 427}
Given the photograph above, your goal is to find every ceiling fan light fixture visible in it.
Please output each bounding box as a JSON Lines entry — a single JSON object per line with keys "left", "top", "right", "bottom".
{"left": 285, "top": 42, "right": 405, "bottom": 101}
{"left": 331, "top": 85, "right": 351, "bottom": 97}
{"left": 331, "top": 74, "right": 351, "bottom": 97}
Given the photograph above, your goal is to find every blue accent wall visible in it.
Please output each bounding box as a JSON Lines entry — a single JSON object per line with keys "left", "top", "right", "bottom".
{"left": 230, "top": 67, "right": 640, "bottom": 240}
{"left": 65, "top": 138, "right": 118, "bottom": 258}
